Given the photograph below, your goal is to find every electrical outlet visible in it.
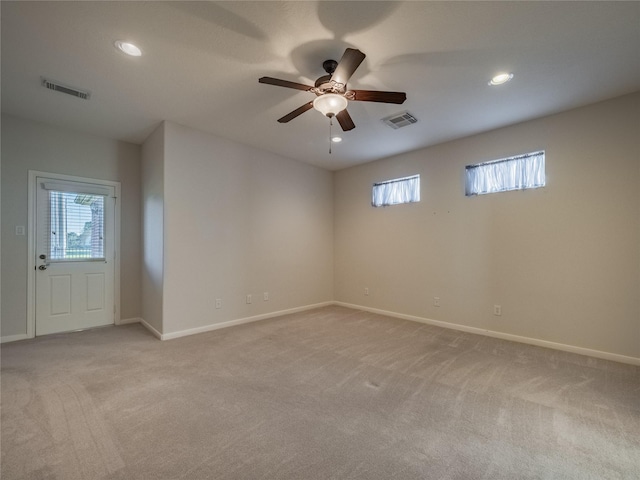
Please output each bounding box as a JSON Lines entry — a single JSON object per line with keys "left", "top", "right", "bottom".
{"left": 215, "top": 299, "right": 222, "bottom": 309}
{"left": 433, "top": 297, "right": 440, "bottom": 307}
{"left": 494, "top": 305, "right": 502, "bottom": 316}
{"left": 364, "top": 287, "right": 369, "bottom": 296}
{"left": 263, "top": 292, "right": 269, "bottom": 301}
{"left": 246, "top": 294, "right": 252, "bottom": 304}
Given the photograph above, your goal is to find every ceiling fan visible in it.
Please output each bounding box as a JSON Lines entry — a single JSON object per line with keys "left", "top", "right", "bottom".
{"left": 259, "top": 48, "right": 406, "bottom": 132}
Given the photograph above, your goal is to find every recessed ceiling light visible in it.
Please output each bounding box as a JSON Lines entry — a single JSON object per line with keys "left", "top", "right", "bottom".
{"left": 489, "top": 72, "right": 513, "bottom": 86}
{"left": 331, "top": 136, "right": 343, "bottom": 143}
{"left": 115, "top": 40, "right": 142, "bottom": 57}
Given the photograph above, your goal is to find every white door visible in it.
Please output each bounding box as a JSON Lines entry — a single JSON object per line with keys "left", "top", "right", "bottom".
{"left": 35, "top": 177, "right": 115, "bottom": 335}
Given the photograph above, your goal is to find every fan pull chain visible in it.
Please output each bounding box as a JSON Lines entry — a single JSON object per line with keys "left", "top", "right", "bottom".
{"left": 329, "top": 117, "right": 333, "bottom": 154}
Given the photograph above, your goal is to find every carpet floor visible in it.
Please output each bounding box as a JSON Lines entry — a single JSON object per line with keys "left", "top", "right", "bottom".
{"left": 1, "top": 306, "right": 639, "bottom": 479}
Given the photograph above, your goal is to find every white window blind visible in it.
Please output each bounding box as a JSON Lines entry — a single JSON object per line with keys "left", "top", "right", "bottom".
{"left": 465, "top": 151, "right": 545, "bottom": 196}
{"left": 46, "top": 191, "right": 106, "bottom": 260}
{"left": 372, "top": 174, "right": 420, "bottom": 207}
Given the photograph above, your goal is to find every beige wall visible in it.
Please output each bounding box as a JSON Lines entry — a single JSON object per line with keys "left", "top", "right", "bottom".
{"left": 141, "top": 123, "right": 165, "bottom": 334}
{"left": 160, "top": 122, "right": 334, "bottom": 335}
{"left": 1, "top": 114, "right": 142, "bottom": 337}
{"left": 334, "top": 93, "right": 640, "bottom": 359}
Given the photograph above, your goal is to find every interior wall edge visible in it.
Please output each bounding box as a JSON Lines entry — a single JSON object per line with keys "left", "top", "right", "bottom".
{"left": 335, "top": 302, "right": 640, "bottom": 367}
{"left": 139, "top": 318, "right": 162, "bottom": 340}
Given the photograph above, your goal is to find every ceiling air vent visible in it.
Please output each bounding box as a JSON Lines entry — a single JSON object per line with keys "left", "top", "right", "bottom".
{"left": 41, "top": 77, "right": 91, "bottom": 100}
{"left": 382, "top": 111, "right": 418, "bottom": 129}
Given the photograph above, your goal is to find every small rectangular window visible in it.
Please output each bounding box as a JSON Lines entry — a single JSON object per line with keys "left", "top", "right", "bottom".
{"left": 465, "top": 151, "right": 545, "bottom": 196}
{"left": 47, "top": 191, "right": 105, "bottom": 260}
{"left": 372, "top": 174, "right": 420, "bottom": 207}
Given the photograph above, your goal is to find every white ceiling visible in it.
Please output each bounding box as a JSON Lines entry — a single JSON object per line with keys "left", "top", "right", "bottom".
{"left": 2, "top": 1, "right": 639, "bottom": 170}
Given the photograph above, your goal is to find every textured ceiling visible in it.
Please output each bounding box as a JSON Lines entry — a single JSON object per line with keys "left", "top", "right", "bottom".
{"left": 2, "top": 1, "right": 639, "bottom": 170}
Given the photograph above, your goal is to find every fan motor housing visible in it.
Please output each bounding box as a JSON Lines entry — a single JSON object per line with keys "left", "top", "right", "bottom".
{"left": 314, "top": 75, "right": 332, "bottom": 88}
{"left": 322, "top": 59, "right": 338, "bottom": 74}
{"left": 314, "top": 59, "right": 344, "bottom": 93}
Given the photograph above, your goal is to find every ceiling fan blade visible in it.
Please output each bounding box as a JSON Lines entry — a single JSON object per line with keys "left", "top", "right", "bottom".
{"left": 259, "top": 77, "right": 314, "bottom": 92}
{"left": 336, "top": 109, "right": 355, "bottom": 131}
{"left": 350, "top": 90, "right": 407, "bottom": 104}
{"left": 331, "top": 48, "right": 366, "bottom": 87}
{"left": 277, "top": 101, "right": 314, "bottom": 123}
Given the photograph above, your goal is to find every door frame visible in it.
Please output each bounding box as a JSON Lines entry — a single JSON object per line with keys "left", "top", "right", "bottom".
{"left": 27, "top": 170, "right": 121, "bottom": 338}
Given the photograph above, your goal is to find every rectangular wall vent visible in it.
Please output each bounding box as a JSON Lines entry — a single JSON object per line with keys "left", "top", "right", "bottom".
{"left": 41, "top": 77, "right": 91, "bottom": 100}
{"left": 382, "top": 111, "right": 418, "bottom": 129}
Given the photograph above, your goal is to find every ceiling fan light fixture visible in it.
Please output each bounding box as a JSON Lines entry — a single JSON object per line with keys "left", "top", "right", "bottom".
{"left": 489, "top": 72, "right": 513, "bottom": 86}
{"left": 313, "top": 94, "right": 348, "bottom": 117}
{"left": 331, "top": 136, "right": 343, "bottom": 143}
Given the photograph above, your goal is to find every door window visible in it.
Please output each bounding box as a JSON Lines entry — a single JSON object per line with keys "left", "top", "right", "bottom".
{"left": 46, "top": 190, "right": 106, "bottom": 261}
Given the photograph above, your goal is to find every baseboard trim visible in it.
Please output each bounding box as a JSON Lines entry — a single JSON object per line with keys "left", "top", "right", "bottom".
{"left": 115, "top": 302, "right": 640, "bottom": 366}
{"left": 118, "top": 317, "right": 142, "bottom": 325}
{"left": 334, "top": 302, "right": 640, "bottom": 366}
{"left": 0, "top": 333, "right": 30, "bottom": 344}
{"left": 139, "top": 318, "right": 163, "bottom": 340}
{"left": 2, "top": 320, "right": 144, "bottom": 342}
{"left": 161, "top": 302, "right": 334, "bottom": 341}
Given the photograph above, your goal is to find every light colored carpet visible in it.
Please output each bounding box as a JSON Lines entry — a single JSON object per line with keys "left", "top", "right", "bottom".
{"left": 1, "top": 306, "right": 639, "bottom": 479}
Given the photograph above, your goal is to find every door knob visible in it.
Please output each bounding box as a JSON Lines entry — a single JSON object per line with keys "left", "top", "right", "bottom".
{"left": 38, "top": 265, "right": 47, "bottom": 271}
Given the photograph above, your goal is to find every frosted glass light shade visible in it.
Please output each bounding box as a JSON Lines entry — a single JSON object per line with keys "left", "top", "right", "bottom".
{"left": 313, "top": 94, "right": 348, "bottom": 117}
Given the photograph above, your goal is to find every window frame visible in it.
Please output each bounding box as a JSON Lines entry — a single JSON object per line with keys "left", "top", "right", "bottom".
{"left": 465, "top": 150, "right": 545, "bottom": 196}
{"left": 371, "top": 174, "right": 420, "bottom": 207}
{"left": 46, "top": 190, "right": 107, "bottom": 262}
